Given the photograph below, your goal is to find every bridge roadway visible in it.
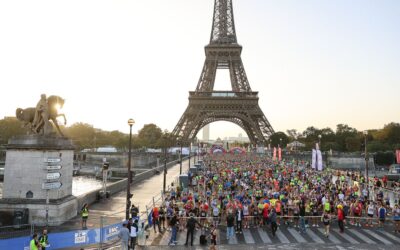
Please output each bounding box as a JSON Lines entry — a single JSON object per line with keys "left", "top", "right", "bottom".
{"left": 149, "top": 223, "right": 400, "bottom": 249}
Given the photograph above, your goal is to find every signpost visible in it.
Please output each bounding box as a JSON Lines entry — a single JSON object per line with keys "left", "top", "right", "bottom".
{"left": 43, "top": 157, "right": 63, "bottom": 227}
{"left": 46, "top": 165, "right": 62, "bottom": 171}
{"left": 46, "top": 172, "right": 61, "bottom": 180}
{"left": 44, "top": 158, "right": 61, "bottom": 163}
{"left": 42, "top": 182, "right": 62, "bottom": 190}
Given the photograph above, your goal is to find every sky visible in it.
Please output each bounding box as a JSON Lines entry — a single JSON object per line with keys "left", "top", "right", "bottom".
{"left": 0, "top": 0, "right": 399, "bottom": 140}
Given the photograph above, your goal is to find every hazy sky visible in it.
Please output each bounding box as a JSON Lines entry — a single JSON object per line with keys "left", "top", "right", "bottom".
{"left": 0, "top": 0, "right": 399, "bottom": 140}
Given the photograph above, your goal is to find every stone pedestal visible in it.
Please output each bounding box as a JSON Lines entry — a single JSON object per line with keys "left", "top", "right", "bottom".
{"left": 0, "top": 135, "right": 77, "bottom": 226}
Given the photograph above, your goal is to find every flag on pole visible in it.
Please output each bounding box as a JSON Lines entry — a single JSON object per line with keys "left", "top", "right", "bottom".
{"left": 273, "top": 147, "right": 277, "bottom": 161}
{"left": 312, "top": 149, "right": 316, "bottom": 169}
{"left": 317, "top": 150, "right": 323, "bottom": 171}
{"left": 278, "top": 147, "right": 282, "bottom": 161}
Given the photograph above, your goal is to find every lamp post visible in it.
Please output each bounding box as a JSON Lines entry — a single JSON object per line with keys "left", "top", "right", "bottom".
{"left": 363, "top": 130, "right": 369, "bottom": 200}
{"left": 178, "top": 141, "right": 183, "bottom": 175}
{"left": 163, "top": 146, "right": 167, "bottom": 194}
{"left": 126, "top": 118, "right": 135, "bottom": 220}
{"left": 188, "top": 142, "right": 191, "bottom": 169}
{"left": 318, "top": 134, "right": 322, "bottom": 149}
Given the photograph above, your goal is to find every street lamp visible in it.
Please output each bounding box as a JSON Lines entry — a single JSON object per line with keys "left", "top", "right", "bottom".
{"left": 163, "top": 147, "right": 167, "bottom": 193}
{"left": 178, "top": 141, "right": 183, "bottom": 175}
{"left": 126, "top": 118, "right": 135, "bottom": 220}
{"left": 363, "top": 130, "right": 369, "bottom": 200}
{"left": 162, "top": 134, "right": 168, "bottom": 194}
{"left": 318, "top": 134, "right": 322, "bottom": 149}
{"left": 188, "top": 142, "right": 192, "bottom": 169}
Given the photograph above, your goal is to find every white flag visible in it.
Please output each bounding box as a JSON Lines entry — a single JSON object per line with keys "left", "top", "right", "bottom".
{"left": 312, "top": 149, "right": 316, "bottom": 169}
{"left": 317, "top": 150, "right": 323, "bottom": 171}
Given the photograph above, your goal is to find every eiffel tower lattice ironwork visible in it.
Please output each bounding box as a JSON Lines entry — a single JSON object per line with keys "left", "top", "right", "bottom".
{"left": 172, "top": 0, "right": 274, "bottom": 145}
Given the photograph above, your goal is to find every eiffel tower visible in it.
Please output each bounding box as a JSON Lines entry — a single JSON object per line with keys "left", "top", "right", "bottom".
{"left": 172, "top": 0, "right": 274, "bottom": 145}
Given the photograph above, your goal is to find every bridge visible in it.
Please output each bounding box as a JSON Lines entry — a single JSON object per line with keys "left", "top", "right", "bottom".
{"left": 148, "top": 221, "right": 399, "bottom": 249}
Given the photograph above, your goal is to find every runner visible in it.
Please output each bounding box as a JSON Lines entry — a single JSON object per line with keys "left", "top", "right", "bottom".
{"left": 321, "top": 211, "right": 331, "bottom": 237}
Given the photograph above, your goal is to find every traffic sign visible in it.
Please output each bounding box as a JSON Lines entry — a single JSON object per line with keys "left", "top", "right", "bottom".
{"left": 46, "top": 165, "right": 62, "bottom": 170}
{"left": 42, "top": 182, "right": 62, "bottom": 190}
{"left": 46, "top": 172, "right": 61, "bottom": 180}
{"left": 45, "top": 158, "right": 61, "bottom": 163}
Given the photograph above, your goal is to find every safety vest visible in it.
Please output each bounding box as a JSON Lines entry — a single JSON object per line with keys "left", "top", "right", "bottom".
{"left": 82, "top": 208, "right": 89, "bottom": 217}
{"left": 324, "top": 202, "right": 330, "bottom": 212}
{"left": 30, "top": 239, "right": 38, "bottom": 250}
{"left": 39, "top": 235, "right": 48, "bottom": 247}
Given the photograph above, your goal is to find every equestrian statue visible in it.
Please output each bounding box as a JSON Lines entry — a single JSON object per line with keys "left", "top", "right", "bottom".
{"left": 15, "top": 94, "right": 67, "bottom": 136}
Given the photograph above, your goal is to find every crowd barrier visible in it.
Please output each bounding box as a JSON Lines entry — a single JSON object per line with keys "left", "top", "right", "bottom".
{"left": 0, "top": 221, "right": 122, "bottom": 250}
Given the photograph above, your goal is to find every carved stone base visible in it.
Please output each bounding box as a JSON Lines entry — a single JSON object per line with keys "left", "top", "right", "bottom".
{"left": 3, "top": 135, "right": 74, "bottom": 200}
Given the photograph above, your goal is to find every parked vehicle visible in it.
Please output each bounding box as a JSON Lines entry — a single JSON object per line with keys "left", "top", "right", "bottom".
{"left": 387, "top": 164, "right": 400, "bottom": 181}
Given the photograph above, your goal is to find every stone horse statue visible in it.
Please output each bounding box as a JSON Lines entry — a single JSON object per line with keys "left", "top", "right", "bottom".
{"left": 16, "top": 95, "right": 67, "bottom": 136}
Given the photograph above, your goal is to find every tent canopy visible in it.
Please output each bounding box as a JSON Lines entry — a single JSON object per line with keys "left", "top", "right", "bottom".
{"left": 287, "top": 141, "right": 305, "bottom": 148}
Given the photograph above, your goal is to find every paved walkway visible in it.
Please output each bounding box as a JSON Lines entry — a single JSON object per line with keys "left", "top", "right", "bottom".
{"left": 60, "top": 159, "right": 191, "bottom": 230}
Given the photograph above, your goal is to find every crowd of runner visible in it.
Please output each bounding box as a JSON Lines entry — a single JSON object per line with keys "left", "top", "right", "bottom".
{"left": 150, "top": 153, "right": 400, "bottom": 246}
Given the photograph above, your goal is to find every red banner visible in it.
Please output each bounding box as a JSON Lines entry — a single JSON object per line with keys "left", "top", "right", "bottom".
{"left": 278, "top": 147, "right": 282, "bottom": 161}
{"left": 396, "top": 149, "right": 400, "bottom": 164}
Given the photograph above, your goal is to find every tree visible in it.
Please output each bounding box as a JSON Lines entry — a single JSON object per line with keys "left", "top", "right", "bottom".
{"left": 270, "top": 132, "right": 289, "bottom": 148}
{"left": 335, "top": 124, "right": 358, "bottom": 151}
{"left": 0, "top": 117, "right": 28, "bottom": 144}
{"left": 345, "top": 136, "right": 361, "bottom": 152}
{"left": 286, "top": 129, "right": 301, "bottom": 142}
{"left": 136, "top": 124, "right": 163, "bottom": 148}
{"left": 64, "top": 123, "right": 96, "bottom": 150}
{"left": 381, "top": 123, "right": 400, "bottom": 147}
{"left": 301, "top": 126, "right": 321, "bottom": 150}
{"left": 367, "top": 141, "right": 391, "bottom": 152}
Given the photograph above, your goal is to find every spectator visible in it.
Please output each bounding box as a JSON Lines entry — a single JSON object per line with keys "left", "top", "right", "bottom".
{"left": 118, "top": 222, "right": 130, "bottom": 250}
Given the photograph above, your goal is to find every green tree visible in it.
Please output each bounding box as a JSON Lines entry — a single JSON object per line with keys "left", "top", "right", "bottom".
{"left": 367, "top": 141, "right": 391, "bottom": 152}
{"left": 286, "top": 129, "right": 301, "bottom": 142}
{"left": 335, "top": 124, "right": 358, "bottom": 151}
{"left": 345, "top": 136, "right": 362, "bottom": 152}
{"left": 381, "top": 123, "right": 400, "bottom": 147}
{"left": 136, "top": 124, "right": 163, "bottom": 148}
{"left": 270, "top": 132, "right": 289, "bottom": 148}
{"left": 301, "top": 126, "right": 321, "bottom": 150}
{"left": 0, "top": 117, "right": 28, "bottom": 144}
{"left": 64, "top": 122, "right": 96, "bottom": 150}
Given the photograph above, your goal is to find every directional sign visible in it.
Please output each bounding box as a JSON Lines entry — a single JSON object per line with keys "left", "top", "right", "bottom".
{"left": 45, "top": 158, "right": 61, "bottom": 163}
{"left": 42, "top": 182, "right": 62, "bottom": 190}
{"left": 46, "top": 172, "right": 61, "bottom": 180}
{"left": 46, "top": 165, "right": 62, "bottom": 171}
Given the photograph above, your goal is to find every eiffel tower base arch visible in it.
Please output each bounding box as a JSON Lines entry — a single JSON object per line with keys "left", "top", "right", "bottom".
{"left": 172, "top": 92, "right": 273, "bottom": 145}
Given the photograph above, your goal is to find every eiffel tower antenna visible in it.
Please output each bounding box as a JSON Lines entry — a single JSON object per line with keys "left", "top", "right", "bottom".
{"left": 172, "top": 0, "right": 274, "bottom": 145}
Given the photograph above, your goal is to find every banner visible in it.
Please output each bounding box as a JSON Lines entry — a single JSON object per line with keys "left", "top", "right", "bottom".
{"left": 317, "top": 150, "right": 323, "bottom": 171}
{"left": 273, "top": 147, "right": 276, "bottom": 161}
{"left": 278, "top": 147, "right": 282, "bottom": 161}
{"left": 311, "top": 149, "right": 316, "bottom": 169}
{"left": 396, "top": 149, "right": 400, "bottom": 164}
